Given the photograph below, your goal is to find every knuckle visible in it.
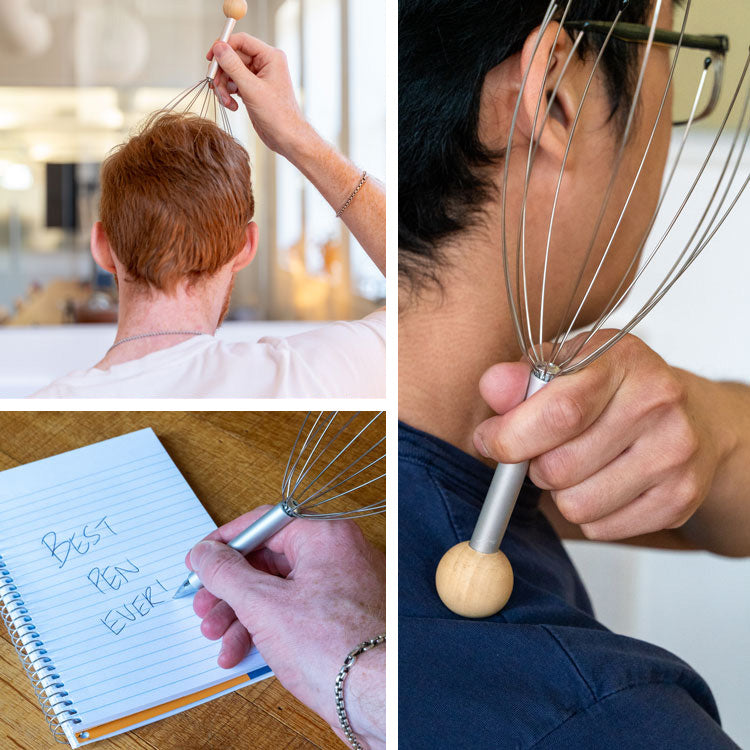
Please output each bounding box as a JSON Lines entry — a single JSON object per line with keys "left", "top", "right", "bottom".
{"left": 485, "top": 429, "right": 514, "bottom": 463}
{"left": 579, "top": 522, "right": 606, "bottom": 541}
{"left": 665, "top": 512, "right": 692, "bottom": 530}
{"left": 209, "top": 550, "right": 240, "bottom": 582}
{"left": 545, "top": 394, "right": 586, "bottom": 436}
{"left": 650, "top": 371, "right": 686, "bottom": 410}
{"left": 314, "top": 518, "right": 364, "bottom": 552}
{"left": 662, "top": 416, "right": 700, "bottom": 470}
{"left": 675, "top": 418, "right": 700, "bottom": 459}
{"left": 620, "top": 332, "right": 645, "bottom": 357}
{"left": 674, "top": 469, "right": 702, "bottom": 509}
{"left": 553, "top": 488, "right": 589, "bottom": 525}
{"left": 331, "top": 518, "right": 362, "bottom": 543}
{"left": 534, "top": 448, "right": 571, "bottom": 489}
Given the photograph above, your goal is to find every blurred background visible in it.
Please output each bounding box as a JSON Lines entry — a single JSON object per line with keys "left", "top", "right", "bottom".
{"left": 0, "top": 0, "right": 384, "bottom": 394}
{"left": 567, "top": 1, "right": 750, "bottom": 747}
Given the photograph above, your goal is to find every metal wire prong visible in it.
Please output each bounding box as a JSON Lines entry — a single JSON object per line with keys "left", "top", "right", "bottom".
{"left": 516, "top": 0, "right": 575, "bottom": 364}
{"left": 560, "top": 46, "right": 750, "bottom": 372}
{"left": 287, "top": 413, "right": 358, "bottom": 500}
{"left": 285, "top": 412, "right": 340, "bottom": 498}
{"left": 503, "top": 0, "right": 560, "bottom": 364}
{"left": 299, "top": 462, "right": 386, "bottom": 512}
{"left": 300, "top": 450, "right": 385, "bottom": 509}
{"left": 162, "top": 78, "right": 206, "bottom": 111}
{"left": 532, "top": 27, "right": 585, "bottom": 361}
{"left": 276, "top": 412, "right": 385, "bottom": 520}
{"left": 523, "top": 1, "right": 629, "bottom": 365}
{"left": 551, "top": 0, "right": 691, "bottom": 367}
{"left": 293, "top": 413, "right": 384, "bottom": 501}
{"left": 282, "top": 411, "right": 313, "bottom": 496}
{"left": 548, "top": 0, "right": 665, "bottom": 363}
{"left": 161, "top": 75, "right": 234, "bottom": 137}
{"left": 572, "top": 51, "right": 711, "bottom": 353}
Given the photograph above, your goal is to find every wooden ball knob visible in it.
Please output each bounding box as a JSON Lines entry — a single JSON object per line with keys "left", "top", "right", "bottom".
{"left": 435, "top": 541, "right": 514, "bottom": 618}
{"left": 223, "top": 0, "right": 248, "bottom": 20}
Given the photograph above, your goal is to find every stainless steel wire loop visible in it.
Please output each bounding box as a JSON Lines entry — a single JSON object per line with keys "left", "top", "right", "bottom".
{"left": 503, "top": 0, "right": 750, "bottom": 379}
{"left": 281, "top": 412, "right": 386, "bottom": 520}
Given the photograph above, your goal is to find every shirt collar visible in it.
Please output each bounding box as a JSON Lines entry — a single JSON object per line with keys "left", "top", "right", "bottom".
{"left": 398, "top": 420, "right": 541, "bottom": 518}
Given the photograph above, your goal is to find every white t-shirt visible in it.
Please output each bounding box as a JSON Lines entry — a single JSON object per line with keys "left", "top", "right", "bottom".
{"left": 31, "top": 311, "right": 385, "bottom": 398}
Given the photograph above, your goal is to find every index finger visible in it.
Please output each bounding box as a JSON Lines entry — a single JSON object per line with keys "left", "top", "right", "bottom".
{"left": 206, "top": 33, "right": 276, "bottom": 66}
{"left": 475, "top": 362, "right": 622, "bottom": 463}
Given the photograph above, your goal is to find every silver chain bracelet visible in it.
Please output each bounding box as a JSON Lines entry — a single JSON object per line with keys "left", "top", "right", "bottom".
{"left": 335, "top": 633, "right": 385, "bottom": 750}
{"left": 336, "top": 171, "right": 368, "bottom": 218}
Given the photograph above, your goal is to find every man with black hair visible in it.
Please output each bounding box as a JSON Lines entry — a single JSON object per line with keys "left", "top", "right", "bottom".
{"left": 399, "top": 0, "right": 748, "bottom": 747}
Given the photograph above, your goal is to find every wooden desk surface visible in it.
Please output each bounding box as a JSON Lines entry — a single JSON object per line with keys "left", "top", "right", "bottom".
{"left": 0, "top": 411, "right": 385, "bottom": 750}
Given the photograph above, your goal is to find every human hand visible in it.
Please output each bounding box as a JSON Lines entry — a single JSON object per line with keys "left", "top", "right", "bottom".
{"left": 473, "top": 332, "right": 734, "bottom": 541}
{"left": 207, "top": 34, "right": 312, "bottom": 161}
{"left": 186, "top": 507, "right": 386, "bottom": 748}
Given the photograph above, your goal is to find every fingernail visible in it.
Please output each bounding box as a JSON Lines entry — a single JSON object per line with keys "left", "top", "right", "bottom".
{"left": 228, "top": 82, "right": 238, "bottom": 93}
{"left": 474, "top": 432, "right": 490, "bottom": 458}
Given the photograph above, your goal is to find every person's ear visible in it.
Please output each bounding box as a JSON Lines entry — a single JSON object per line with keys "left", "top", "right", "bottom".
{"left": 517, "top": 22, "right": 581, "bottom": 164}
{"left": 231, "top": 222, "right": 259, "bottom": 272}
{"left": 90, "top": 221, "right": 117, "bottom": 273}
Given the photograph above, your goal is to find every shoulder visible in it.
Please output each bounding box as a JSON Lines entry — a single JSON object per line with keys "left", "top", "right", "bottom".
{"left": 30, "top": 370, "right": 94, "bottom": 398}
{"left": 235, "top": 311, "right": 386, "bottom": 396}
{"left": 271, "top": 309, "right": 386, "bottom": 352}
{"left": 530, "top": 679, "right": 739, "bottom": 749}
{"left": 398, "top": 618, "right": 732, "bottom": 749}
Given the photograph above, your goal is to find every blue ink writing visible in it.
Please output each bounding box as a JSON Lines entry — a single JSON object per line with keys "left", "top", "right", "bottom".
{"left": 87, "top": 559, "right": 140, "bottom": 594}
{"left": 100, "top": 579, "right": 169, "bottom": 636}
{"left": 41, "top": 517, "right": 116, "bottom": 569}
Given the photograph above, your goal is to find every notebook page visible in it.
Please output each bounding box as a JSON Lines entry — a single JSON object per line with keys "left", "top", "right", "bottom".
{"left": 0, "top": 428, "right": 269, "bottom": 738}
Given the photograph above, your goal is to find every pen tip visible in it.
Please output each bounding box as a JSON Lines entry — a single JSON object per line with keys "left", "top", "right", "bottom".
{"left": 172, "top": 581, "right": 191, "bottom": 599}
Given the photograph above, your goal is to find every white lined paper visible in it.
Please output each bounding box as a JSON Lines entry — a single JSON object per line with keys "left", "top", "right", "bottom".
{"left": 0, "top": 428, "right": 270, "bottom": 742}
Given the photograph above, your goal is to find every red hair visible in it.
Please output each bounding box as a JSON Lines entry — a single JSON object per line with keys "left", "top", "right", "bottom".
{"left": 99, "top": 112, "right": 254, "bottom": 292}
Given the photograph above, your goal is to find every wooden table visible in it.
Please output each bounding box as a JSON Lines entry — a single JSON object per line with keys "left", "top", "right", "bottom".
{"left": 0, "top": 412, "right": 385, "bottom": 750}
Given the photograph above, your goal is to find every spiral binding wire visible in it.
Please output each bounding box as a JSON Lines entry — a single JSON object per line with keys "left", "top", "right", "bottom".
{"left": 0, "top": 553, "right": 82, "bottom": 743}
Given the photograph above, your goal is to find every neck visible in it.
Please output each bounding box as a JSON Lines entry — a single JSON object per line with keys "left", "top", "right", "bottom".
{"left": 399, "top": 236, "right": 521, "bottom": 457}
{"left": 96, "top": 276, "right": 231, "bottom": 369}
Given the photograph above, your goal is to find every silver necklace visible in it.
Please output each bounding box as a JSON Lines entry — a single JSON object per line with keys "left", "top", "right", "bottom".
{"left": 108, "top": 330, "right": 206, "bottom": 353}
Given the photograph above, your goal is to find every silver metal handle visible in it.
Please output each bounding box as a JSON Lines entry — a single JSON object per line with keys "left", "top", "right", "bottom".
{"left": 469, "top": 369, "right": 551, "bottom": 554}
{"left": 228, "top": 502, "right": 294, "bottom": 554}
{"left": 207, "top": 18, "right": 237, "bottom": 81}
{"left": 182, "top": 502, "right": 294, "bottom": 591}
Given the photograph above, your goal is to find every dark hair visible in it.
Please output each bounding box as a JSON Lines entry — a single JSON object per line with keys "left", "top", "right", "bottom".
{"left": 398, "top": 0, "right": 654, "bottom": 290}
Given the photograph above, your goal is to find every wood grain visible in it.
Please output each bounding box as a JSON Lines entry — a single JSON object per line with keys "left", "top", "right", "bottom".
{"left": 0, "top": 412, "right": 385, "bottom": 750}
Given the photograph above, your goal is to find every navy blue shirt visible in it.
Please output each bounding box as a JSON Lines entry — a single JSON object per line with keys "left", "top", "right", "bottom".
{"left": 399, "top": 422, "right": 739, "bottom": 749}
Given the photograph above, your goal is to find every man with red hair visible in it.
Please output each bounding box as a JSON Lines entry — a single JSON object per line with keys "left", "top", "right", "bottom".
{"left": 34, "top": 35, "right": 384, "bottom": 398}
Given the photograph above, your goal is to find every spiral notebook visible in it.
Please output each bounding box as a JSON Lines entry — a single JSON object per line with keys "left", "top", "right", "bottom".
{"left": 0, "top": 428, "right": 272, "bottom": 747}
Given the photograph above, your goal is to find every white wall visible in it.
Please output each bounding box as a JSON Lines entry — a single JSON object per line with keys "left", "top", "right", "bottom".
{"left": 565, "top": 130, "right": 750, "bottom": 747}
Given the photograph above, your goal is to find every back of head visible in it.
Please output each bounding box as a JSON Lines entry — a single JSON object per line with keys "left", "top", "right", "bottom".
{"left": 100, "top": 112, "right": 254, "bottom": 293}
{"left": 398, "top": 0, "right": 652, "bottom": 291}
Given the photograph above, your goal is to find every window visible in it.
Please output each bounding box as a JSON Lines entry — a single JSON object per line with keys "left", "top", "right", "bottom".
{"left": 274, "top": 0, "right": 385, "bottom": 303}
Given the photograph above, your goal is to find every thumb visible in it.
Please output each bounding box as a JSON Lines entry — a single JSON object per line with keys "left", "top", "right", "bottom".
{"left": 213, "top": 42, "right": 258, "bottom": 95}
{"left": 190, "top": 540, "right": 274, "bottom": 620}
{"left": 478, "top": 361, "right": 532, "bottom": 415}
{"left": 474, "top": 361, "right": 532, "bottom": 460}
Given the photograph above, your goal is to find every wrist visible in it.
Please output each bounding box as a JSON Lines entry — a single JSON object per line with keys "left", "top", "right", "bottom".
{"left": 279, "top": 120, "right": 325, "bottom": 170}
{"left": 333, "top": 636, "right": 386, "bottom": 750}
{"left": 679, "top": 369, "right": 739, "bottom": 472}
